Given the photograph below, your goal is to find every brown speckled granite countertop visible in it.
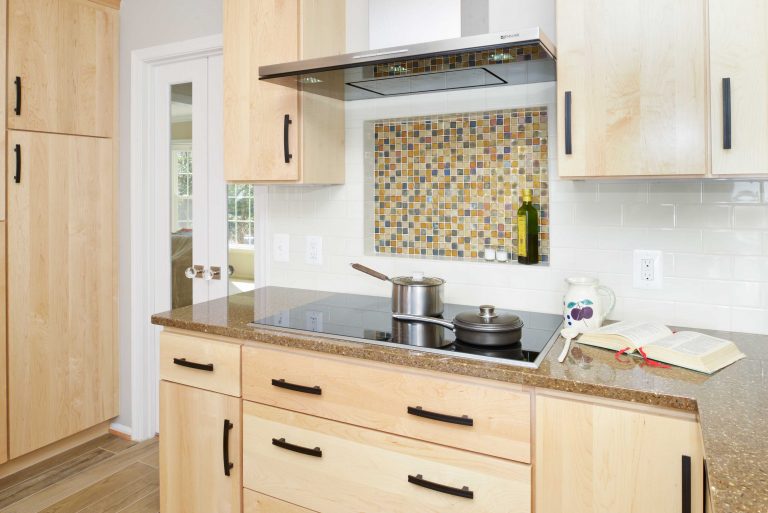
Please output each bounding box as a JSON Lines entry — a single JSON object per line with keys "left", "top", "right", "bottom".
{"left": 152, "top": 287, "right": 768, "bottom": 513}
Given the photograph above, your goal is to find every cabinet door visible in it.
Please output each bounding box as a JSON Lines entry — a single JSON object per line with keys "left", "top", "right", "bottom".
{"left": 224, "top": 0, "right": 300, "bottom": 182}
{"left": 535, "top": 395, "right": 704, "bottom": 513}
{"left": 7, "top": 0, "right": 117, "bottom": 138}
{"left": 0, "top": 223, "right": 7, "bottom": 465}
{"left": 7, "top": 131, "right": 116, "bottom": 458}
{"left": 160, "top": 381, "right": 242, "bottom": 513}
{"left": 710, "top": 0, "right": 768, "bottom": 175}
{"left": 245, "top": 489, "right": 316, "bottom": 513}
{"left": 556, "top": 0, "right": 708, "bottom": 177}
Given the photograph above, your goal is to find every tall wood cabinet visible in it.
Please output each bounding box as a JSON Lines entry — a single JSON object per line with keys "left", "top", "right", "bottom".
{"left": 556, "top": 0, "right": 709, "bottom": 178}
{"left": 535, "top": 394, "right": 705, "bottom": 513}
{"left": 2, "top": 0, "right": 119, "bottom": 460}
{"left": 709, "top": 0, "right": 768, "bottom": 175}
{"left": 223, "top": 0, "right": 346, "bottom": 183}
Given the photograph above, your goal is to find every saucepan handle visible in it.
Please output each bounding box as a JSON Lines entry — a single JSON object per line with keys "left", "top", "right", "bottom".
{"left": 351, "top": 263, "right": 390, "bottom": 282}
{"left": 393, "top": 313, "right": 455, "bottom": 330}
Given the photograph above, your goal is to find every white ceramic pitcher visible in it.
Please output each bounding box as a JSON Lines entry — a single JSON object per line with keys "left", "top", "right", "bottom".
{"left": 563, "top": 277, "right": 616, "bottom": 330}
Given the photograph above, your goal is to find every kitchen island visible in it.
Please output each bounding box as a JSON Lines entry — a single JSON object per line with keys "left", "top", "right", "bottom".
{"left": 153, "top": 286, "right": 767, "bottom": 513}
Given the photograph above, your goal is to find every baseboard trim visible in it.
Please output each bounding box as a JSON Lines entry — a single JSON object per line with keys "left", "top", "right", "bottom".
{"left": 108, "top": 423, "right": 133, "bottom": 441}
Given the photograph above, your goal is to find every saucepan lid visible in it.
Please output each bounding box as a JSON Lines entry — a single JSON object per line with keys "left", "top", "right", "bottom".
{"left": 453, "top": 305, "right": 524, "bottom": 333}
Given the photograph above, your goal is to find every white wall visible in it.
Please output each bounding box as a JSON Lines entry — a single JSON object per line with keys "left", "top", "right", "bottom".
{"left": 264, "top": 0, "right": 768, "bottom": 336}
{"left": 369, "top": 0, "right": 461, "bottom": 47}
{"left": 118, "top": 0, "right": 223, "bottom": 430}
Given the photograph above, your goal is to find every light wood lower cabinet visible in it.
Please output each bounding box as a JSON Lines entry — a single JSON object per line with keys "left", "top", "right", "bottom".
{"left": 243, "top": 401, "right": 531, "bottom": 513}
{"left": 160, "top": 381, "right": 242, "bottom": 513}
{"left": 535, "top": 394, "right": 704, "bottom": 513}
{"left": 244, "top": 489, "right": 316, "bottom": 513}
{"left": 0, "top": 223, "right": 7, "bottom": 465}
{"left": 6, "top": 131, "right": 116, "bottom": 458}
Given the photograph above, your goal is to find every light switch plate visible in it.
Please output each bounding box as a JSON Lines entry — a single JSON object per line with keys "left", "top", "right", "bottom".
{"left": 306, "top": 236, "right": 323, "bottom": 265}
{"left": 633, "top": 250, "right": 663, "bottom": 289}
{"left": 273, "top": 234, "right": 290, "bottom": 262}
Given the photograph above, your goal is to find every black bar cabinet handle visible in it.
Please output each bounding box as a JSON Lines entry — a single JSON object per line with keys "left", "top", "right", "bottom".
{"left": 682, "top": 455, "right": 692, "bottom": 513}
{"left": 13, "top": 145, "right": 21, "bottom": 184}
{"left": 14, "top": 76, "right": 21, "bottom": 116}
{"left": 722, "top": 78, "right": 731, "bottom": 150}
{"left": 223, "top": 419, "right": 234, "bottom": 476}
{"left": 272, "top": 438, "right": 322, "bottom": 458}
{"left": 172, "top": 357, "right": 214, "bottom": 372}
{"left": 407, "top": 406, "right": 473, "bottom": 426}
{"left": 283, "top": 114, "right": 293, "bottom": 163}
{"left": 564, "top": 91, "right": 572, "bottom": 155}
{"left": 271, "top": 378, "right": 321, "bottom": 395}
{"left": 408, "top": 474, "right": 474, "bottom": 499}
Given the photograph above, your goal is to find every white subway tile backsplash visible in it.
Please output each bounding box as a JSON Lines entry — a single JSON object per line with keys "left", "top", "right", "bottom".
{"left": 733, "top": 205, "right": 768, "bottom": 229}
{"left": 622, "top": 204, "right": 674, "bottom": 228}
{"left": 598, "top": 182, "right": 649, "bottom": 203}
{"left": 702, "top": 230, "right": 763, "bottom": 255}
{"left": 671, "top": 254, "right": 733, "bottom": 280}
{"left": 731, "top": 308, "right": 768, "bottom": 334}
{"left": 676, "top": 205, "right": 732, "bottom": 229}
{"left": 703, "top": 181, "right": 762, "bottom": 203}
{"left": 596, "top": 227, "right": 648, "bottom": 250}
{"left": 549, "top": 179, "right": 598, "bottom": 203}
{"left": 644, "top": 229, "right": 703, "bottom": 252}
{"left": 573, "top": 202, "right": 622, "bottom": 226}
{"left": 733, "top": 256, "right": 768, "bottom": 282}
{"left": 731, "top": 281, "right": 764, "bottom": 308}
{"left": 648, "top": 181, "right": 702, "bottom": 204}
{"left": 672, "top": 303, "right": 731, "bottom": 331}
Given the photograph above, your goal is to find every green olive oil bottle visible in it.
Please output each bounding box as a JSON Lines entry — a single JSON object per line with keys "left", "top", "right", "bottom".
{"left": 517, "top": 189, "right": 539, "bottom": 265}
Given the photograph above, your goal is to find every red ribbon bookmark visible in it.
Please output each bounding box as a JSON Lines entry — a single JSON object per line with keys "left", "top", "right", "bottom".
{"left": 614, "top": 346, "right": 670, "bottom": 368}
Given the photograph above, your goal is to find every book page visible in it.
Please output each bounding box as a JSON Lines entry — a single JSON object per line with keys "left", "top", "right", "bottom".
{"left": 647, "top": 331, "right": 733, "bottom": 356}
{"left": 592, "top": 321, "right": 673, "bottom": 347}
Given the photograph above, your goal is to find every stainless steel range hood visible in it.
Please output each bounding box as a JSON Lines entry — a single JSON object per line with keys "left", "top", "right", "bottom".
{"left": 259, "top": 28, "right": 556, "bottom": 101}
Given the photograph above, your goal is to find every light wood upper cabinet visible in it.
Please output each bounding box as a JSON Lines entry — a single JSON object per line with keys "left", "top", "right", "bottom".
{"left": 160, "top": 381, "right": 242, "bottom": 513}
{"left": 0, "top": 223, "right": 8, "bottom": 466}
{"left": 6, "top": 131, "right": 117, "bottom": 458}
{"left": 535, "top": 394, "right": 704, "bottom": 513}
{"left": 7, "top": 0, "right": 117, "bottom": 138}
{"left": 710, "top": 0, "right": 768, "bottom": 175}
{"left": 556, "top": 0, "right": 708, "bottom": 177}
{"left": 224, "top": 0, "right": 345, "bottom": 183}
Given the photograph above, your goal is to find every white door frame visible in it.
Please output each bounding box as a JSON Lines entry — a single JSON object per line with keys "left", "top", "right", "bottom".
{"left": 129, "top": 35, "right": 267, "bottom": 440}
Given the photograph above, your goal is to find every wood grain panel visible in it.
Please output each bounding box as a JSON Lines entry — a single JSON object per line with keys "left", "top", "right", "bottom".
{"left": 535, "top": 394, "right": 705, "bottom": 513}
{"left": 7, "top": 0, "right": 116, "bottom": 137}
{"left": 243, "top": 401, "right": 531, "bottom": 513}
{"left": 244, "top": 489, "right": 316, "bottom": 513}
{"left": 556, "top": 0, "right": 708, "bottom": 177}
{"left": 7, "top": 132, "right": 117, "bottom": 458}
{"left": 159, "top": 331, "right": 241, "bottom": 396}
{"left": 710, "top": 0, "right": 768, "bottom": 175}
{"left": 0, "top": 223, "right": 6, "bottom": 465}
{"left": 159, "top": 382, "right": 241, "bottom": 513}
{"left": 243, "top": 344, "right": 531, "bottom": 462}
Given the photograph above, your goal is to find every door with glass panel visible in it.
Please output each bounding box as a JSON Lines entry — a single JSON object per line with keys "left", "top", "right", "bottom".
{"left": 157, "top": 56, "right": 259, "bottom": 309}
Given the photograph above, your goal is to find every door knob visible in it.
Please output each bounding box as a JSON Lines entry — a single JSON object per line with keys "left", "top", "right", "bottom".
{"left": 203, "top": 266, "right": 222, "bottom": 281}
{"left": 185, "top": 265, "right": 204, "bottom": 279}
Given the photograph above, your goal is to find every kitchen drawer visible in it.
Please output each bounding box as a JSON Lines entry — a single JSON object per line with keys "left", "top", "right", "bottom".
{"left": 242, "top": 345, "right": 531, "bottom": 462}
{"left": 160, "top": 331, "right": 241, "bottom": 396}
{"left": 243, "top": 401, "right": 531, "bottom": 513}
{"left": 244, "top": 489, "right": 316, "bottom": 513}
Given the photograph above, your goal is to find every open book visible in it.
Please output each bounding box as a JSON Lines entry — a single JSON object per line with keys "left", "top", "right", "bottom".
{"left": 577, "top": 321, "right": 746, "bottom": 374}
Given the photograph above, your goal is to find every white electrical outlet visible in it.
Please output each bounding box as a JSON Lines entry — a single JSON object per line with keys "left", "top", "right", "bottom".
{"left": 633, "top": 250, "right": 663, "bottom": 289}
{"left": 306, "top": 236, "right": 323, "bottom": 265}
{"left": 273, "top": 234, "right": 290, "bottom": 262}
{"left": 305, "top": 310, "right": 324, "bottom": 332}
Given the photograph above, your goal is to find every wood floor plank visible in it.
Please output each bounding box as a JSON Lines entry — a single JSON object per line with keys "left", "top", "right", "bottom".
{"left": 38, "top": 462, "right": 152, "bottom": 513}
{"left": 77, "top": 469, "right": 158, "bottom": 513}
{"left": 137, "top": 450, "right": 158, "bottom": 470}
{"left": 0, "top": 450, "right": 114, "bottom": 509}
{"left": 0, "top": 440, "right": 159, "bottom": 513}
{"left": 0, "top": 435, "right": 115, "bottom": 492}
{"left": 96, "top": 438, "right": 137, "bottom": 456}
{"left": 116, "top": 489, "right": 159, "bottom": 513}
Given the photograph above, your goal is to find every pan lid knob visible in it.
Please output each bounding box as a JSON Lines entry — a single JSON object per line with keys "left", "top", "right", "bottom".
{"left": 479, "top": 305, "right": 498, "bottom": 319}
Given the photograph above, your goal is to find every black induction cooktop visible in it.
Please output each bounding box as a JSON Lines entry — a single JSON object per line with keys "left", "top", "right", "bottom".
{"left": 249, "top": 292, "right": 563, "bottom": 368}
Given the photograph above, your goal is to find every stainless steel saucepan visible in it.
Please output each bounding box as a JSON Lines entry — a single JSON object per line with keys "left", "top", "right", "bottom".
{"left": 351, "top": 263, "right": 444, "bottom": 316}
{"left": 393, "top": 305, "right": 523, "bottom": 347}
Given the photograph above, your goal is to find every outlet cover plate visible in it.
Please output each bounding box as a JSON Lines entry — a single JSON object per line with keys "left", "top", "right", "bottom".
{"left": 273, "top": 234, "right": 290, "bottom": 263}
{"left": 633, "top": 250, "right": 663, "bottom": 289}
{"left": 306, "top": 235, "right": 323, "bottom": 265}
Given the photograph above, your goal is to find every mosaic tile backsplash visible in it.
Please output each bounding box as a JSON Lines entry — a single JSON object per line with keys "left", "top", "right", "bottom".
{"left": 372, "top": 108, "right": 549, "bottom": 262}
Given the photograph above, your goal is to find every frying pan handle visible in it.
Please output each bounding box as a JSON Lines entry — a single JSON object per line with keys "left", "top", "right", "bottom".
{"left": 351, "top": 263, "right": 390, "bottom": 282}
{"left": 393, "top": 313, "right": 455, "bottom": 330}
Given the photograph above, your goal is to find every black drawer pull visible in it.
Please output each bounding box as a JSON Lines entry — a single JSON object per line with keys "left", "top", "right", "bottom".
{"left": 408, "top": 474, "right": 474, "bottom": 499}
{"left": 682, "top": 455, "right": 691, "bottom": 513}
{"left": 407, "top": 406, "right": 473, "bottom": 426}
{"left": 722, "top": 77, "right": 732, "bottom": 150}
{"left": 172, "top": 357, "right": 214, "bottom": 372}
{"left": 13, "top": 145, "right": 21, "bottom": 184}
{"left": 271, "top": 378, "right": 321, "bottom": 395}
{"left": 223, "top": 420, "right": 234, "bottom": 476}
{"left": 272, "top": 438, "right": 322, "bottom": 458}
{"left": 14, "top": 76, "right": 21, "bottom": 116}
{"left": 564, "top": 90, "right": 572, "bottom": 155}
{"left": 283, "top": 114, "right": 293, "bottom": 163}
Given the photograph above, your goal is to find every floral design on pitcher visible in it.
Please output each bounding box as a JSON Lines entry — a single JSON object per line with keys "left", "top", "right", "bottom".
{"left": 565, "top": 299, "right": 594, "bottom": 327}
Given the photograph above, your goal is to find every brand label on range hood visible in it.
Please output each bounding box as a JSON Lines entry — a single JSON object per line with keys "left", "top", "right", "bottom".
{"left": 500, "top": 33, "right": 522, "bottom": 40}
